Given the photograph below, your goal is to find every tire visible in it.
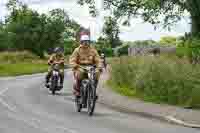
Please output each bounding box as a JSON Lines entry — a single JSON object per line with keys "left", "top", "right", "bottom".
{"left": 50, "top": 76, "right": 57, "bottom": 95}
{"left": 52, "top": 90, "right": 56, "bottom": 95}
{"left": 75, "top": 96, "right": 82, "bottom": 112}
{"left": 87, "top": 86, "right": 96, "bottom": 116}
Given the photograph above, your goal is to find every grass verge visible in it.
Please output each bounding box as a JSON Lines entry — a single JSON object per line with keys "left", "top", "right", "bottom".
{"left": 108, "top": 56, "right": 200, "bottom": 109}
{"left": 0, "top": 62, "right": 48, "bottom": 77}
{"left": 107, "top": 79, "right": 137, "bottom": 98}
{"left": 0, "top": 51, "right": 49, "bottom": 77}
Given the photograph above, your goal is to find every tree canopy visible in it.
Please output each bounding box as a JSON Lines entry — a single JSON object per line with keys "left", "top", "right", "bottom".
{"left": 102, "top": 16, "right": 122, "bottom": 48}
{"left": 78, "top": 0, "right": 200, "bottom": 35}
{"left": 0, "top": 0, "right": 81, "bottom": 58}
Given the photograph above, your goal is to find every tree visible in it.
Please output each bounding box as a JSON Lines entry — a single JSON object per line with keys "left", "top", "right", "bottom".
{"left": 78, "top": 0, "right": 200, "bottom": 36}
{"left": 44, "top": 9, "right": 69, "bottom": 51}
{"left": 45, "top": 8, "right": 81, "bottom": 54}
{"left": 5, "top": 1, "right": 48, "bottom": 57}
{"left": 3, "top": 0, "right": 81, "bottom": 57}
{"left": 103, "top": 16, "right": 122, "bottom": 48}
{"left": 0, "top": 22, "right": 8, "bottom": 51}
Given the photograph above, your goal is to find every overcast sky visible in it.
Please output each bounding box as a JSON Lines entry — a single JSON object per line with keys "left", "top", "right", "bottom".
{"left": 0, "top": 0, "right": 191, "bottom": 41}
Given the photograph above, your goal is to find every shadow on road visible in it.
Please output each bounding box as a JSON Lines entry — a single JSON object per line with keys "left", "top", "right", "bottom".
{"left": 48, "top": 92, "right": 73, "bottom": 97}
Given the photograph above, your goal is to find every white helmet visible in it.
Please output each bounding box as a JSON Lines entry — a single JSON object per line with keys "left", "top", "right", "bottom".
{"left": 80, "top": 35, "right": 90, "bottom": 41}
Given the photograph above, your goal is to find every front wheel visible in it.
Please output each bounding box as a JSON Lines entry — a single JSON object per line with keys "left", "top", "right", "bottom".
{"left": 50, "top": 76, "right": 57, "bottom": 95}
{"left": 51, "top": 90, "right": 56, "bottom": 95}
{"left": 87, "top": 86, "right": 96, "bottom": 116}
{"left": 75, "top": 96, "right": 82, "bottom": 112}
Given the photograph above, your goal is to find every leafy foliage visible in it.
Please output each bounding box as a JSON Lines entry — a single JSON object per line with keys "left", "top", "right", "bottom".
{"left": 177, "top": 36, "right": 200, "bottom": 63}
{"left": 95, "top": 36, "right": 114, "bottom": 57}
{"left": 0, "top": 0, "right": 80, "bottom": 58}
{"left": 78, "top": 0, "right": 200, "bottom": 35}
{"left": 102, "top": 16, "right": 122, "bottom": 48}
{"left": 159, "top": 36, "right": 177, "bottom": 46}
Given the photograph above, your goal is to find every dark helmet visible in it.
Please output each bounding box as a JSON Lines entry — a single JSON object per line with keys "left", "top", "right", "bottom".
{"left": 54, "top": 47, "right": 63, "bottom": 54}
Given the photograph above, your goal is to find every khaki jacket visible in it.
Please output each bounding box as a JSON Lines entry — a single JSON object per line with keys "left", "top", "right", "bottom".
{"left": 69, "top": 45, "right": 101, "bottom": 69}
{"left": 48, "top": 53, "right": 65, "bottom": 68}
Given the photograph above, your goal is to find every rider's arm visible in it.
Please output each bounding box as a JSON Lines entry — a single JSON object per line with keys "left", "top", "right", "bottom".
{"left": 48, "top": 54, "right": 55, "bottom": 65}
{"left": 58, "top": 55, "right": 65, "bottom": 64}
{"left": 69, "top": 48, "right": 79, "bottom": 69}
{"left": 59, "top": 58, "right": 65, "bottom": 64}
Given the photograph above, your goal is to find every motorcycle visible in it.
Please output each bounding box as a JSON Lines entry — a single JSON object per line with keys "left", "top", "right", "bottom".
{"left": 103, "top": 59, "right": 107, "bottom": 69}
{"left": 49, "top": 63, "right": 63, "bottom": 95}
{"left": 75, "top": 65, "right": 98, "bottom": 116}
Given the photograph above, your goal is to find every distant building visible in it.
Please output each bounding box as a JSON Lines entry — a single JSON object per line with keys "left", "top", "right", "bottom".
{"left": 128, "top": 45, "right": 176, "bottom": 56}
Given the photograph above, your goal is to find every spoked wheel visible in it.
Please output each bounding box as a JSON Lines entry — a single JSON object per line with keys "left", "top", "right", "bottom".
{"left": 87, "top": 87, "right": 96, "bottom": 116}
{"left": 50, "top": 77, "right": 57, "bottom": 95}
{"left": 75, "top": 96, "right": 82, "bottom": 112}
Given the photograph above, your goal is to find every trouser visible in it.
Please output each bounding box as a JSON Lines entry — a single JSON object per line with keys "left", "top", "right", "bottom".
{"left": 46, "top": 67, "right": 64, "bottom": 84}
{"left": 73, "top": 68, "right": 100, "bottom": 95}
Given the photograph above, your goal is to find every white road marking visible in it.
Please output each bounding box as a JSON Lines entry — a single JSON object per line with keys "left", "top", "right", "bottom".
{"left": 56, "top": 126, "right": 79, "bottom": 133}
{"left": 0, "top": 88, "right": 9, "bottom": 96}
{"left": 0, "top": 97, "right": 16, "bottom": 112}
{"left": 26, "top": 117, "right": 79, "bottom": 133}
{"left": 166, "top": 116, "right": 200, "bottom": 128}
{"left": 0, "top": 88, "right": 17, "bottom": 112}
{"left": 7, "top": 112, "right": 49, "bottom": 133}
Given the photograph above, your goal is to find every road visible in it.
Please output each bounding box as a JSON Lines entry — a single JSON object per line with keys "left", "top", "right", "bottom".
{"left": 0, "top": 70, "right": 199, "bottom": 133}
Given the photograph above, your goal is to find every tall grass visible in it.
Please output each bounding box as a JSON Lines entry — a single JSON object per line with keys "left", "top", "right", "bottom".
{"left": 0, "top": 63, "right": 48, "bottom": 76}
{"left": 0, "top": 51, "right": 41, "bottom": 63}
{"left": 109, "top": 56, "right": 200, "bottom": 108}
{"left": 0, "top": 51, "right": 48, "bottom": 76}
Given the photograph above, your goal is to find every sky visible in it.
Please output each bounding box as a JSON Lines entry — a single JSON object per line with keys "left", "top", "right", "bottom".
{"left": 0, "top": 0, "right": 191, "bottom": 41}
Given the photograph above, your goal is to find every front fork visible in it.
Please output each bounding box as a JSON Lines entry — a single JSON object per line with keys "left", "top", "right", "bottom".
{"left": 80, "top": 81, "right": 89, "bottom": 107}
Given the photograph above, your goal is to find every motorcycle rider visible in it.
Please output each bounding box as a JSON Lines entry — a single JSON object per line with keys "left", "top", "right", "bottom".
{"left": 69, "top": 34, "right": 102, "bottom": 97}
{"left": 100, "top": 53, "right": 107, "bottom": 69}
{"left": 45, "top": 47, "right": 65, "bottom": 88}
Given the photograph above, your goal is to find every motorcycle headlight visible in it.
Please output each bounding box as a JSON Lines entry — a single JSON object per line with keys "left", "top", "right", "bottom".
{"left": 88, "top": 72, "right": 92, "bottom": 78}
{"left": 54, "top": 64, "right": 59, "bottom": 70}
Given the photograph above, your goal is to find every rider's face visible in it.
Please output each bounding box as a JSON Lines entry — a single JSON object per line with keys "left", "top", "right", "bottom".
{"left": 81, "top": 40, "right": 90, "bottom": 46}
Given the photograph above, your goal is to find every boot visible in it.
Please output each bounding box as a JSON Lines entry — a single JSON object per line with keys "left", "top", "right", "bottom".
{"left": 59, "top": 75, "right": 64, "bottom": 89}
{"left": 45, "top": 75, "right": 50, "bottom": 88}
{"left": 45, "top": 71, "right": 52, "bottom": 87}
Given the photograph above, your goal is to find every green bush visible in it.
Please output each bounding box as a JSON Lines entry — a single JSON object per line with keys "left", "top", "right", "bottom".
{"left": 64, "top": 40, "right": 78, "bottom": 55}
{"left": 116, "top": 45, "right": 129, "bottom": 56}
{"left": 176, "top": 47, "right": 187, "bottom": 58}
{"left": 185, "top": 38, "right": 200, "bottom": 63}
{"left": 109, "top": 56, "right": 200, "bottom": 107}
{"left": 176, "top": 37, "right": 200, "bottom": 64}
{"left": 100, "top": 48, "right": 114, "bottom": 57}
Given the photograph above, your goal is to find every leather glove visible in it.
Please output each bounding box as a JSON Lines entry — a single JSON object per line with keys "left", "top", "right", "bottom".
{"left": 73, "top": 64, "right": 80, "bottom": 70}
{"left": 97, "top": 68, "right": 103, "bottom": 73}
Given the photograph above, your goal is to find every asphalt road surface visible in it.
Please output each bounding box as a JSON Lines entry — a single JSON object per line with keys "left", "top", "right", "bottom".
{"left": 0, "top": 70, "right": 199, "bottom": 133}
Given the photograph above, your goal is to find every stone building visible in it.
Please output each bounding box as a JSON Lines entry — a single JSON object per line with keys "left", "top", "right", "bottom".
{"left": 128, "top": 45, "right": 176, "bottom": 56}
